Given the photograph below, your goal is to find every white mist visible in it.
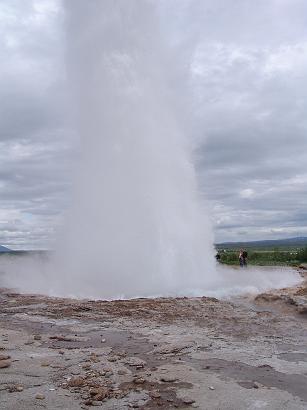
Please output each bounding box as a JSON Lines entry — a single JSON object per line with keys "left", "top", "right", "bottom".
{"left": 52, "top": 0, "right": 216, "bottom": 299}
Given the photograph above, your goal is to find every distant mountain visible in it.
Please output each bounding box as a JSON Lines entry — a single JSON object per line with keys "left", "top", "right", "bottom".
{"left": 216, "top": 236, "right": 307, "bottom": 249}
{"left": 0, "top": 245, "right": 12, "bottom": 253}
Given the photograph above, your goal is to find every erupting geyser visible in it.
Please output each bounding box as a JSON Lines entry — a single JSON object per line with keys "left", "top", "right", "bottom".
{"left": 53, "top": 0, "right": 216, "bottom": 299}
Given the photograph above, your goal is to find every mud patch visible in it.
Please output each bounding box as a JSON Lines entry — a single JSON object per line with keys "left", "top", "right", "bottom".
{"left": 277, "top": 352, "right": 307, "bottom": 363}
{"left": 191, "top": 358, "right": 307, "bottom": 401}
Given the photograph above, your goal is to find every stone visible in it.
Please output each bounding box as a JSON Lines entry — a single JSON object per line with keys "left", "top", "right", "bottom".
{"left": 8, "top": 385, "right": 23, "bottom": 393}
{"left": 150, "top": 391, "right": 161, "bottom": 399}
{"left": 0, "top": 360, "right": 11, "bottom": 368}
{"left": 160, "top": 375, "right": 178, "bottom": 382}
{"left": 209, "top": 386, "right": 215, "bottom": 390}
{"left": 124, "top": 357, "right": 146, "bottom": 367}
{"left": 68, "top": 376, "right": 85, "bottom": 387}
{"left": 182, "top": 396, "right": 195, "bottom": 405}
{"left": 35, "top": 393, "right": 45, "bottom": 400}
{"left": 107, "top": 356, "right": 118, "bottom": 362}
{"left": 90, "top": 387, "right": 110, "bottom": 401}
{"left": 34, "top": 334, "right": 42, "bottom": 341}
{"left": 133, "top": 376, "right": 146, "bottom": 384}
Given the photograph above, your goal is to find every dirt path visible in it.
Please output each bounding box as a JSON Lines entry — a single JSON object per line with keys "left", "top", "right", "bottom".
{"left": 0, "top": 278, "right": 307, "bottom": 409}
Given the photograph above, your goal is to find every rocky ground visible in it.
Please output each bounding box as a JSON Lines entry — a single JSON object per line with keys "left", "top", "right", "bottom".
{"left": 0, "top": 268, "right": 307, "bottom": 410}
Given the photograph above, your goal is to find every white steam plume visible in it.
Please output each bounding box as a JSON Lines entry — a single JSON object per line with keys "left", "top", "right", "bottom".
{"left": 52, "top": 0, "right": 216, "bottom": 299}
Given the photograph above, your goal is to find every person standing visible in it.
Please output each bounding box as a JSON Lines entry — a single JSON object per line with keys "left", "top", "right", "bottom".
{"left": 239, "top": 249, "right": 244, "bottom": 267}
{"left": 239, "top": 249, "right": 248, "bottom": 267}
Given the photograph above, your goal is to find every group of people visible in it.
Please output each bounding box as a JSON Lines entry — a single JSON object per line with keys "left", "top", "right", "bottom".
{"left": 215, "top": 248, "right": 248, "bottom": 268}
{"left": 238, "top": 249, "right": 248, "bottom": 268}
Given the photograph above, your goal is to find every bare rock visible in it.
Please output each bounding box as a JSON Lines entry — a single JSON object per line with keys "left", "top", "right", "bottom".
{"left": 8, "top": 385, "right": 23, "bottom": 393}
{"left": 133, "top": 376, "right": 146, "bottom": 384}
{"left": 0, "top": 360, "right": 11, "bottom": 368}
{"left": 90, "top": 387, "right": 110, "bottom": 401}
{"left": 124, "top": 357, "right": 146, "bottom": 367}
{"left": 34, "top": 334, "right": 42, "bottom": 341}
{"left": 35, "top": 393, "right": 45, "bottom": 400}
{"left": 182, "top": 396, "right": 195, "bottom": 404}
{"left": 156, "top": 343, "right": 193, "bottom": 355}
{"left": 150, "top": 391, "right": 161, "bottom": 399}
{"left": 160, "top": 375, "right": 178, "bottom": 382}
{"left": 68, "top": 376, "right": 85, "bottom": 387}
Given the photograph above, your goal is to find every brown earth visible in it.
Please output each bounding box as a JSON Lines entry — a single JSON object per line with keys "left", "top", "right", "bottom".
{"left": 0, "top": 269, "right": 307, "bottom": 409}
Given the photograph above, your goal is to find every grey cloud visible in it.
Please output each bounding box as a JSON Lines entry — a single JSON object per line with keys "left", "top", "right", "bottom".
{"left": 1, "top": 0, "right": 307, "bottom": 247}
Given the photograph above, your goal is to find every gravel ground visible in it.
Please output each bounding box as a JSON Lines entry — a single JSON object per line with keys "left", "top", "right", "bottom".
{"left": 0, "top": 269, "right": 307, "bottom": 410}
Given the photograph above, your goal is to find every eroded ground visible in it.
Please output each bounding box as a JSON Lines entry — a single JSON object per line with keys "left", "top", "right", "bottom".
{"left": 1, "top": 269, "right": 307, "bottom": 410}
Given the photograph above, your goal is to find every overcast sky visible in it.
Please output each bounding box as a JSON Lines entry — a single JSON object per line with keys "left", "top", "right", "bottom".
{"left": 1, "top": 0, "right": 307, "bottom": 249}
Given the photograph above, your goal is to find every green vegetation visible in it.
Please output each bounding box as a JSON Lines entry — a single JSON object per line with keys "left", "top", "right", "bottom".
{"left": 216, "top": 246, "right": 307, "bottom": 266}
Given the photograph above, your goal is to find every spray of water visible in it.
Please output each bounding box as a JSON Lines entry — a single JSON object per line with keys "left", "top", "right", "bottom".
{"left": 51, "top": 0, "right": 216, "bottom": 299}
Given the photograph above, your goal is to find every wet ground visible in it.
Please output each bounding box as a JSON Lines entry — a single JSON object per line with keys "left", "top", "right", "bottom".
{"left": 0, "top": 269, "right": 307, "bottom": 409}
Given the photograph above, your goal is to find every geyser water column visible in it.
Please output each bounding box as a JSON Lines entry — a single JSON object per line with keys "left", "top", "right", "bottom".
{"left": 58, "top": 0, "right": 216, "bottom": 299}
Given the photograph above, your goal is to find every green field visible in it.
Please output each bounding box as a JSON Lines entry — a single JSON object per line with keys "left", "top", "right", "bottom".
{"left": 216, "top": 239, "right": 307, "bottom": 266}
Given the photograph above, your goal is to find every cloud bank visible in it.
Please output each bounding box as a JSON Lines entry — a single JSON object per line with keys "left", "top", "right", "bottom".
{"left": 0, "top": 0, "right": 307, "bottom": 248}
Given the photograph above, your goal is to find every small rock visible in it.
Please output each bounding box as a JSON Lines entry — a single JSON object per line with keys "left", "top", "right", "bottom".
{"left": 34, "top": 335, "right": 42, "bottom": 341}
{"left": 107, "top": 356, "right": 117, "bottom": 362}
{"left": 58, "top": 350, "right": 65, "bottom": 355}
{"left": 90, "top": 387, "right": 110, "bottom": 401}
{"left": 101, "top": 339, "right": 106, "bottom": 343}
{"left": 160, "top": 375, "right": 178, "bottom": 382}
{"left": 253, "top": 381, "right": 262, "bottom": 389}
{"left": 41, "top": 361, "right": 50, "bottom": 367}
{"left": 133, "top": 376, "right": 146, "bottom": 384}
{"left": 35, "top": 393, "right": 45, "bottom": 400}
{"left": 150, "top": 391, "right": 161, "bottom": 399}
{"left": 117, "top": 369, "right": 127, "bottom": 375}
{"left": 124, "top": 357, "right": 146, "bottom": 367}
{"left": 68, "top": 376, "right": 85, "bottom": 387}
{"left": 209, "top": 386, "right": 215, "bottom": 390}
{"left": 0, "top": 354, "right": 10, "bottom": 361}
{"left": 182, "top": 396, "right": 195, "bottom": 405}
{"left": 8, "top": 385, "right": 23, "bottom": 393}
{"left": 0, "top": 360, "right": 11, "bottom": 369}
